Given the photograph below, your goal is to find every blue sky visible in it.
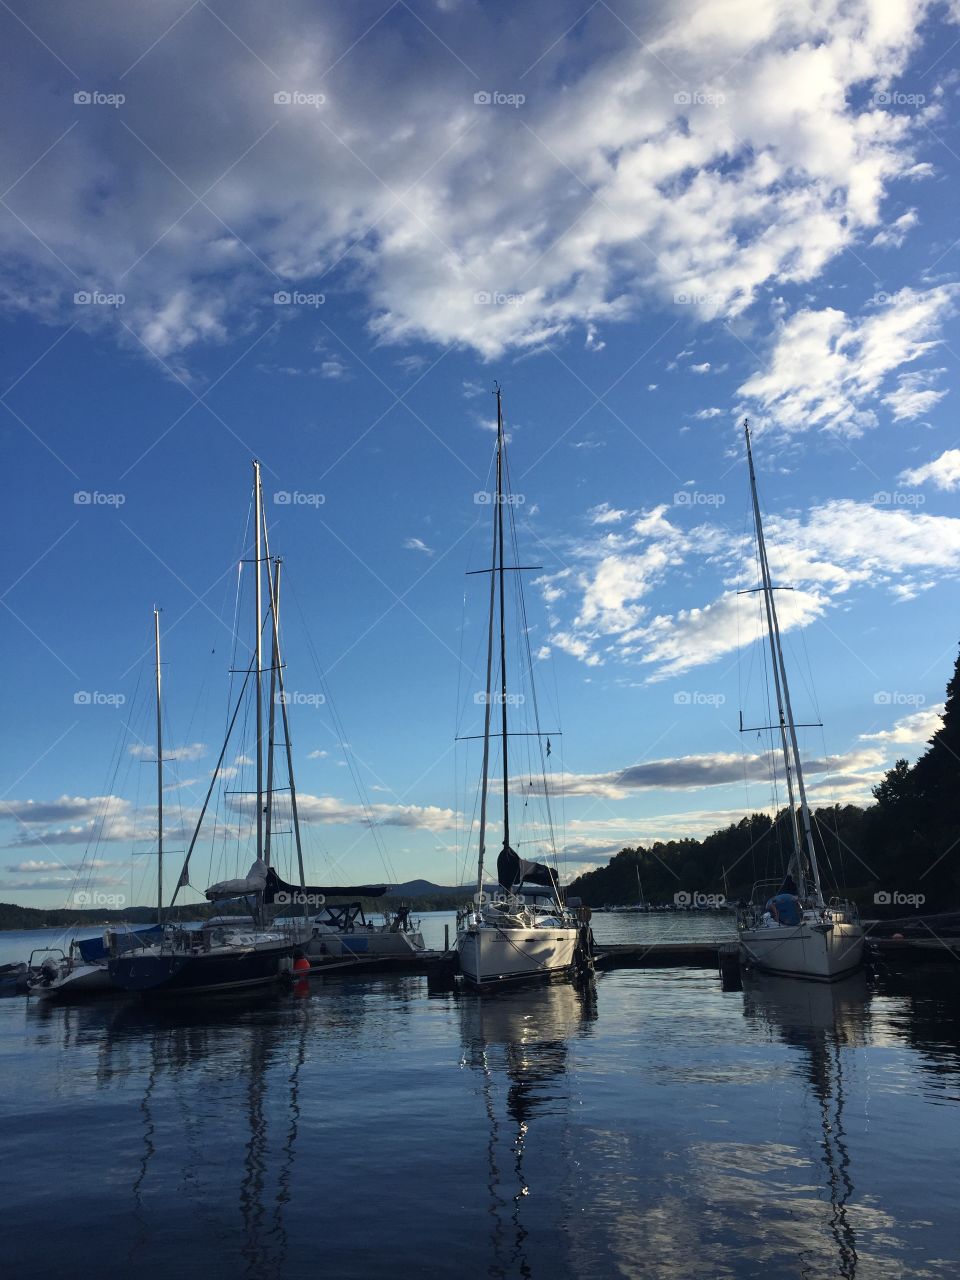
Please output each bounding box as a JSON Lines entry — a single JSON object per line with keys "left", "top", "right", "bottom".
{"left": 3, "top": 0, "right": 960, "bottom": 907}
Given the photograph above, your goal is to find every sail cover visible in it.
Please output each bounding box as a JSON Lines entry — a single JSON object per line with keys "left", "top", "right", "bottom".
{"left": 497, "top": 845, "right": 559, "bottom": 893}
{"left": 205, "top": 858, "right": 268, "bottom": 901}
{"left": 262, "top": 867, "right": 387, "bottom": 903}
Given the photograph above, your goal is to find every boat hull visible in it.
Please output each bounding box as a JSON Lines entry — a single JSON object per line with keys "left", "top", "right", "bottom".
{"left": 306, "top": 930, "right": 425, "bottom": 959}
{"left": 109, "top": 942, "right": 294, "bottom": 995}
{"left": 457, "top": 925, "right": 580, "bottom": 985}
{"left": 739, "top": 921, "right": 865, "bottom": 982}
{"left": 30, "top": 963, "right": 115, "bottom": 1000}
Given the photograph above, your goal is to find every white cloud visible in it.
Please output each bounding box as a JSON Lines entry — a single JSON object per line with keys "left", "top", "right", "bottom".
{"left": 861, "top": 702, "right": 944, "bottom": 743}
{"left": 403, "top": 537, "right": 434, "bottom": 555}
{"left": 0, "top": 1, "right": 947, "bottom": 361}
{"left": 869, "top": 207, "right": 918, "bottom": 248}
{"left": 690, "top": 362, "right": 711, "bottom": 374}
{"left": 694, "top": 407, "right": 723, "bottom": 419}
{"left": 738, "top": 286, "right": 956, "bottom": 436}
{"left": 230, "top": 792, "right": 457, "bottom": 832}
{"left": 589, "top": 503, "right": 628, "bottom": 525}
{"left": 900, "top": 447, "right": 960, "bottom": 491}
{"left": 307, "top": 749, "right": 329, "bottom": 759}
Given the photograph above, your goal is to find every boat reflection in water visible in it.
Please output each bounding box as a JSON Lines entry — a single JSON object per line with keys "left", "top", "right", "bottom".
{"left": 458, "top": 977, "right": 598, "bottom": 1276}
{"left": 101, "top": 993, "right": 310, "bottom": 1280}
{"left": 741, "top": 972, "right": 871, "bottom": 1279}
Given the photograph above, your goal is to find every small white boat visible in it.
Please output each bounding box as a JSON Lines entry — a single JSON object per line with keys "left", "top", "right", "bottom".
{"left": 291, "top": 900, "right": 426, "bottom": 960}
{"left": 28, "top": 946, "right": 114, "bottom": 1000}
{"left": 458, "top": 900, "right": 579, "bottom": 984}
{"left": 736, "top": 423, "right": 865, "bottom": 982}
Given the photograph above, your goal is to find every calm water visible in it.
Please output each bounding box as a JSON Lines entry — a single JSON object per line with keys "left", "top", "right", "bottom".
{"left": 2, "top": 913, "right": 958, "bottom": 1278}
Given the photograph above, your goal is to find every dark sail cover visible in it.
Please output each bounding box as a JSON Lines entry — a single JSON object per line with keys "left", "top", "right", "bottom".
{"left": 497, "top": 845, "right": 559, "bottom": 893}
{"left": 263, "top": 867, "right": 387, "bottom": 903}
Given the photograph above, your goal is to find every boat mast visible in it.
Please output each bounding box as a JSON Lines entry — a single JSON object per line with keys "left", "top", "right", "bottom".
{"left": 496, "top": 388, "right": 511, "bottom": 856}
{"left": 154, "top": 607, "right": 163, "bottom": 926}
{"left": 263, "top": 557, "right": 280, "bottom": 869}
{"left": 254, "top": 460, "right": 265, "bottom": 865}
{"left": 475, "top": 410, "right": 499, "bottom": 900}
{"left": 745, "top": 422, "right": 823, "bottom": 903}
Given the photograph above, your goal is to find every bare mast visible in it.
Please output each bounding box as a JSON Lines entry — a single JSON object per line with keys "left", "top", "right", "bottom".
{"left": 154, "top": 607, "right": 163, "bottom": 925}
{"left": 496, "top": 388, "right": 511, "bottom": 856}
{"left": 254, "top": 460, "right": 264, "bottom": 864}
{"left": 475, "top": 394, "right": 499, "bottom": 900}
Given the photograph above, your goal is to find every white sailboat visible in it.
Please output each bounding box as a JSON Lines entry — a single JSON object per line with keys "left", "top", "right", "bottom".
{"left": 737, "top": 422, "right": 865, "bottom": 982}
{"left": 455, "top": 387, "right": 581, "bottom": 986}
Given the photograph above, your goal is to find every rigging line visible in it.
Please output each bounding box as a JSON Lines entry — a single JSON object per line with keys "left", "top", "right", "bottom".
{"left": 503, "top": 444, "right": 561, "bottom": 870}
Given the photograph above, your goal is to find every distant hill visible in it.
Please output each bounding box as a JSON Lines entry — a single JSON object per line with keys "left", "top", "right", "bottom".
{"left": 389, "top": 880, "right": 465, "bottom": 898}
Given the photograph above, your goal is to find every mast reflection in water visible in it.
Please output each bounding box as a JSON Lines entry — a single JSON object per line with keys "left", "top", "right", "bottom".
{"left": 458, "top": 978, "right": 598, "bottom": 1277}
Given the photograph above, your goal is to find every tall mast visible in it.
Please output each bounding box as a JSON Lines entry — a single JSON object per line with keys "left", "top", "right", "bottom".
{"left": 254, "top": 460, "right": 264, "bottom": 863}
{"left": 745, "top": 423, "right": 823, "bottom": 903}
{"left": 263, "top": 557, "right": 280, "bottom": 869}
{"left": 154, "top": 607, "right": 163, "bottom": 925}
{"left": 496, "top": 387, "right": 510, "bottom": 854}
{"left": 475, "top": 427, "right": 499, "bottom": 898}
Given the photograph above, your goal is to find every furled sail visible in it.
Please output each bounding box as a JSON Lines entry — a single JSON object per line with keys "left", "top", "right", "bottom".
{"left": 497, "top": 844, "right": 559, "bottom": 893}
{"left": 262, "top": 867, "right": 387, "bottom": 902}
{"left": 205, "top": 857, "right": 268, "bottom": 901}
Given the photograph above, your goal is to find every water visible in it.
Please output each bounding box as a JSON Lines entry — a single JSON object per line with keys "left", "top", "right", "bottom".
{"left": 2, "top": 913, "right": 958, "bottom": 1278}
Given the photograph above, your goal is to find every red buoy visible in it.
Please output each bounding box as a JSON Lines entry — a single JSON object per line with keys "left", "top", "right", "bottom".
{"left": 293, "top": 955, "right": 311, "bottom": 973}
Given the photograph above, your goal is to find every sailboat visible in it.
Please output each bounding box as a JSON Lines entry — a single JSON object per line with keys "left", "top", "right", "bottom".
{"left": 110, "top": 462, "right": 309, "bottom": 996}
{"left": 737, "top": 422, "right": 865, "bottom": 981}
{"left": 455, "top": 388, "right": 582, "bottom": 985}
